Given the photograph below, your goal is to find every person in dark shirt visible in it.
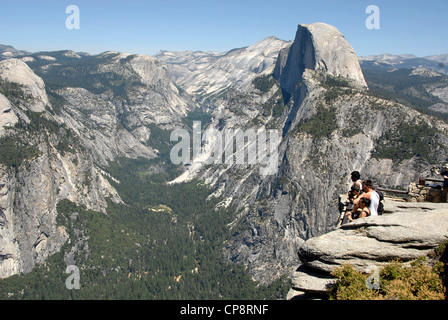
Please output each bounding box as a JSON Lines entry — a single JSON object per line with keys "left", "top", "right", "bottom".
{"left": 350, "top": 171, "right": 363, "bottom": 190}
{"left": 434, "top": 163, "right": 448, "bottom": 202}
{"left": 343, "top": 183, "right": 362, "bottom": 224}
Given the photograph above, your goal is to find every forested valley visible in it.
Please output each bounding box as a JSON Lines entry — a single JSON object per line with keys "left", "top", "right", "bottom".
{"left": 0, "top": 114, "right": 289, "bottom": 300}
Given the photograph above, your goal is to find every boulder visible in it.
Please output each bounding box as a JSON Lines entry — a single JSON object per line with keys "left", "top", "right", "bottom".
{"left": 291, "top": 265, "right": 337, "bottom": 294}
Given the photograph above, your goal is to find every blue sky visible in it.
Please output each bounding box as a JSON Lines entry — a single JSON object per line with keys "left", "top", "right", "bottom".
{"left": 0, "top": 0, "right": 447, "bottom": 57}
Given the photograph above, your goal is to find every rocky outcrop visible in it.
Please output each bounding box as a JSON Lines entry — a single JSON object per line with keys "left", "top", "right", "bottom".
{"left": 0, "top": 59, "right": 49, "bottom": 112}
{"left": 289, "top": 199, "right": 448, "bottom": 298}
{"left": 274, "top": 23, "right": 367, "bottom": 99}
{"left": 0, "top": 94, "right": 18, "bottom": 133}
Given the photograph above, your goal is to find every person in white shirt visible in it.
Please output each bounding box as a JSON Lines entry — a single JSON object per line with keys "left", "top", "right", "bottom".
{"left": 368, "top": 188, "right": 380, "bottom": 216}
{"left": 347, "top": 179, "right": 379, "bottom": 218}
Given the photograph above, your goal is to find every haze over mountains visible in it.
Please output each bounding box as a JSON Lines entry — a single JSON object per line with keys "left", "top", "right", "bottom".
{"left": 359, "top": 53, "right": 448, "bottom": 74}
{"left": 3, "top": 42, "right": 447, "bottom": 74}
{"left": 0, "top": 22, "right": 448, "bottom": 298}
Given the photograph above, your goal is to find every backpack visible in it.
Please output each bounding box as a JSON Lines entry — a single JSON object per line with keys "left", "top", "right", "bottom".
{"left": 376, "top": 191, "right": 384, "bottom": 215}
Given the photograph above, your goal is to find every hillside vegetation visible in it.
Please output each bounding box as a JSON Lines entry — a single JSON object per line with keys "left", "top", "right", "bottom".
{"left": 330, "top": 241, "right": 448, "bottom": 300}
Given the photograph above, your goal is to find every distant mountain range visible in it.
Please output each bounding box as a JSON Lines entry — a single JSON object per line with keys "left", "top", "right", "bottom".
{"left": 0, "top": 44, "right": 31, "bottom": 58}
{"left": 2, "top": 42, "right": 447, "bottom": 73}
{"left": 358, "top": 53, "right": 448, "bottom": 74}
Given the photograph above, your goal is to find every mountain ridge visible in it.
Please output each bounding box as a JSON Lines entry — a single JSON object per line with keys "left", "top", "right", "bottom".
{"left": 3, "top": 42, "right": 447, "bottom": 73}
{"left": 155, "top": 36, "right": 291, "bottom": 106}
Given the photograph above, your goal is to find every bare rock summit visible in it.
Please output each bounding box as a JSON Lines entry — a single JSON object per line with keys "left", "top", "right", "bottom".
{"left": 275, "top": 22, "right": 367, "bottom": 97}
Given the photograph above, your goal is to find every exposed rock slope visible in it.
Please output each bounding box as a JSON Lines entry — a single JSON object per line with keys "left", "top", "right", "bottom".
{"left": 0, "top": 59, "right": 49, "bottom": 112}
{"left": 274, "top": 22, "right": 367, "bottom": 97}
{"left": 32, "top": 51, "right": 196, "bottom": 164}
{"left": 156, "top": 36, "right": 291, "bottom": 104}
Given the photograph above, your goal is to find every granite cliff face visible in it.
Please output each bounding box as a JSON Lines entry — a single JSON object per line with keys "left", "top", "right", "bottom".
{"left": 29, "top": 51, "right": 196, "bottom": 166}
{"left": 0, "top": 59, "right": 49, "bottom": 112}
{"left": 0, "top": 60, "right": 122, "bottom": 278}
{"left": 274, "top": 23, "right": 367, "bottom": 97}
{"left": 290, "top": 199, "right": 448, "bottom": 298}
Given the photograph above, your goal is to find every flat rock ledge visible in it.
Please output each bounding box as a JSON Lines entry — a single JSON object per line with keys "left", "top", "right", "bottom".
{"left": 288, "top": 198, "right": 448, "bottom": 299}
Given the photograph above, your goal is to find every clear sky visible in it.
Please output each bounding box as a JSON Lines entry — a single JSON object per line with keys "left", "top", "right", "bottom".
{"left": 0, "top": 0, "right": 447, "bottom": 57}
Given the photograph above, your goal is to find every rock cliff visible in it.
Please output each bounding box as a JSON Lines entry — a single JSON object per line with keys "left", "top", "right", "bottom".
{"left": 0, "top": 59, "right": 49, "bottom": 112}
{"left": 31, "top": 51, "right": 197, "bottom": 166}
{"left": 289, "top": 198, "right": 448, "bottom": 298}
{"left": 274, "top": 23, "right": 367, "bottom": 98}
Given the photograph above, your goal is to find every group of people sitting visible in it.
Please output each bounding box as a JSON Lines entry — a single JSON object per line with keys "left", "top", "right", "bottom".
{"left": 342, "top": 171, "right": 381, "bottom": 224}
{"left": 433, "top": 164, "right": 448, "bottom": 203}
